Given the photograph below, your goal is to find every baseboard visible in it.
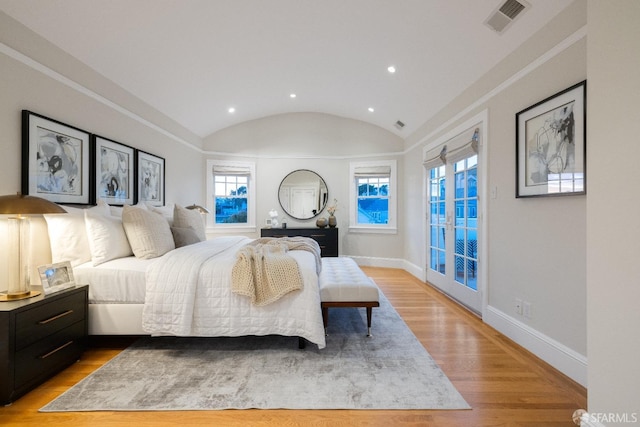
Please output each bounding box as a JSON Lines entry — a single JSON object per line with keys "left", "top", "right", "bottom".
{"left": 484, "top": 305, "right": 587, "bottom": 387}
{"left": 348, "top": 255, "right": 404, "bottom": 269}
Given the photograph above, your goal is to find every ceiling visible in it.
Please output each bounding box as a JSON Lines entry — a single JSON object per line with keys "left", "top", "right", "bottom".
{"left": 0, "top": 0, "right": 573, "bottom": 140}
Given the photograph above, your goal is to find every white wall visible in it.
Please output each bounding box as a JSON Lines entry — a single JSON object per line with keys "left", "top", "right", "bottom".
{"left": 587, "top": 0, "right": 640, "bottom": 423}
{"left": 203, "top": 113, "right": 405, "bottom": 262}
{"left": 0, "top": 11, "right": 204, "bottom": 206}
{"left": 403, "top": 1, "right": 588, "bottom": 385}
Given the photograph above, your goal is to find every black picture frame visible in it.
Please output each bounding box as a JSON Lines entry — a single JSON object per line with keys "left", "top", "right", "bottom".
{"left": 21, "top": 110, "right": 94, "bottom": 204}
{"left": 94, "top": 135, "right": 136, "bottom": 206}
{"left": 515, "top": 81, "right": 586, "bottom": 198}
{"left": 136, "top": 150, "right": 165, "bottom": 207}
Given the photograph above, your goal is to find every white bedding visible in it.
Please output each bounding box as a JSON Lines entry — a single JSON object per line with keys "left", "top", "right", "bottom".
{"left": 74, "top": 256, "right": 151, "bottom": 303}
{"left": 142, "top": 236, "right": 326, "bottom": 348}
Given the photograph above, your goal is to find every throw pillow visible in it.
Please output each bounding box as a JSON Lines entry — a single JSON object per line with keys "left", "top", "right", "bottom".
{"left": 122, "top": 205, "right": 175, "bottom": 259}
{"left": 170, "top": 226, "right": 201, "bottom": 248}
{"left": 173, "top": 204, "right": 206, "bottom": 242}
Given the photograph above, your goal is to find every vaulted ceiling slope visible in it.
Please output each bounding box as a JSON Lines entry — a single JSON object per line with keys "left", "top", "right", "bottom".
{"left": 0, "top": 0, "right": 573, "bottom": 139}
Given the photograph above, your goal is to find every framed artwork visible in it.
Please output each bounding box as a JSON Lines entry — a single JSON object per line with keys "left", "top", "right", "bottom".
{"left": 38, "top": 261, "right": 76, "bottom": 295}
{"left": 516, "top": 81, "right": 586, "bottom": 198}
{"left": 94, "top": 135, "right": 135, "bottom": 205}
{"left": 22, "top": 110, "right": 93, "bottom": 204}
{"left": 136, "top": 150, "right": 165, "bottom": 206}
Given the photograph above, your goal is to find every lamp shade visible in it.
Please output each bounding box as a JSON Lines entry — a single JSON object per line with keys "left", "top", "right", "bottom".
{"left": 0, "top": 193, "right": 66, "bottom": 215}
{"left": 185, "top": 204, "right": 210, "bottom": 214}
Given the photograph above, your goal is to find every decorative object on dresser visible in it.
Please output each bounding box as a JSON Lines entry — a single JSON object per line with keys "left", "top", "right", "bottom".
{"left": 261, "top": 227, "right": 338, "bottom": 257}
{"left": 0, "top": 193, "right": 66, "bottom": 301}
{"left": 0, "top": 284, "right": 88, "bottom": 405}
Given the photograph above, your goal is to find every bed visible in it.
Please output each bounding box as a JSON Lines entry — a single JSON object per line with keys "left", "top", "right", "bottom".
{"left": 29, "top": 202, "right": 326, "bottom": 349}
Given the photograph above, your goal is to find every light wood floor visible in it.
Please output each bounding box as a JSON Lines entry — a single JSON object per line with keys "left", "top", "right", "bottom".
{"left": 0, "top": 267, "right": 586, "bottom": 426}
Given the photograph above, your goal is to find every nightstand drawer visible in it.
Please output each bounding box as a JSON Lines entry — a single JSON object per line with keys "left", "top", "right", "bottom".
{"left": 15, "top": 291, "right": 86, "bottom": 350}
{"left": 14, "top": 321, "right": 85, "bottom": 388}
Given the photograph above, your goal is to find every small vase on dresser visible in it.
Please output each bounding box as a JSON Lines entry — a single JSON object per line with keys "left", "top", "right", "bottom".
{"left": 328, "top": 214, "right": 337, "bottom": 228}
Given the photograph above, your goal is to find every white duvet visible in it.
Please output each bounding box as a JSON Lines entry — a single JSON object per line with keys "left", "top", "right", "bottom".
{"left": 142, "top": 236, "right": 326, "bottom": 349}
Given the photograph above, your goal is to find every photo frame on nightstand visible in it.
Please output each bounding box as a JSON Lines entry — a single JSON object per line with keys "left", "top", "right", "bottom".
{"left": 38, "top": 261, "right": 76, "bottom": 295}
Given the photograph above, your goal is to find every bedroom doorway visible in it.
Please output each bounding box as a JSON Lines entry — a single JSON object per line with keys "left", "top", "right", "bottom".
{"left": 424, "top": 122, "right": 483, "bottom": 315}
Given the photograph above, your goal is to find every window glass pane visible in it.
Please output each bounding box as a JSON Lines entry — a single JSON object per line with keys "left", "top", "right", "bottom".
{"left": 430, "top": 226, "right": 438, "bottom": 247}
{"left": 357, "top": 198, "right": 388, "bottom": 224}
{"left": 438, "top": 227, "right": 445, "bottom": 249}
{"left": 455, "top": 228, "right": 465, "bottom": 255}
{"left": 215, "top": 196, "right": 247, "bottom": 223}
{"left": 467, "top": 168, "right": 477, "bottom": 198}
{"left": 438, "top": 250, "right": 446, "bottom": 274}
{"left": 455, "top": 200, "right": 465, "bottom": 226}
{"left": 467, "top": 155, "right": 477, "bottom": 169}
{"left": 455, "top": 172, "right": 465, "bottom": 198}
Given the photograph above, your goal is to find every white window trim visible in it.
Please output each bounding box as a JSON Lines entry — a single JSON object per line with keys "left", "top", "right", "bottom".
{"left": 349, "top": 159, "right": 397, "bottom": 234}
{"left": 206, "top": 159, "right": 256, "bottom": 233}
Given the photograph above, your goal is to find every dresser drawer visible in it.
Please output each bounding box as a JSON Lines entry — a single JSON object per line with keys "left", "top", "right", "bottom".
{"left": 261, "top": 227, "right": 338, "bottom": 257}
{"left": 14, "top": 321, "right": 85, "bottom": 388}
{"left": 15, "top": 291, "right": 86, "bottom": 350}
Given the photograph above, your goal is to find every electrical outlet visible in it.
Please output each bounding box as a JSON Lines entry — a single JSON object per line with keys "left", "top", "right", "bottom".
{"left": 515, "top": 298, "right": 523, "bottom": 315}
{"left": 523, "top": 302, "right": 532, "bottom": 319}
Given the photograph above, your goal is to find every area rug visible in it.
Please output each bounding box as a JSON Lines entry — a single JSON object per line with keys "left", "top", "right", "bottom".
{"left": 40, "top": 291, "right": 470, "bottom": 411}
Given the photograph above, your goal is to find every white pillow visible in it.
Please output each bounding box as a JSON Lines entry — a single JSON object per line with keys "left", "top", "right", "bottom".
{"left": 149, "top": 203, "right": 174, "bottom": 226}
{"left": 173, "top": 204, "right": 206, "bottom": 242}
{"left": 84, "top": 209, "right": 133, "bottom": 266}
{"left": 109, "top": 201, "right": 148, "bottom": 218}
{"left": 44, "top": 212, "right": 91, "bottom": 267}
{"left": 122, "top": 205, "right": 175, "bottom": 259}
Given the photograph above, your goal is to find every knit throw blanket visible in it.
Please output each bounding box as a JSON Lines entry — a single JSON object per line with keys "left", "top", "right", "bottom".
{"left": 231, "top": 237, "right": 322, "bottom": 306}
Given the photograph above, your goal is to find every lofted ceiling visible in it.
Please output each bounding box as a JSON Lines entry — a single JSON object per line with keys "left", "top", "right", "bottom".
{"left": 0, "top": 0, "right": 573, "bottom": 139}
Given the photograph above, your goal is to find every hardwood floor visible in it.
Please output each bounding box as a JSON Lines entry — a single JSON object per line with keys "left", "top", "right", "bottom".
{"left": 0, "top": 267, "right": 586, "bottom": 426}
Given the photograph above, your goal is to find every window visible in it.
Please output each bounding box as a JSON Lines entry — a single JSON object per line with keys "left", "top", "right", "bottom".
{"left": 349, "top": 160, "right": 397, "bottom": 233}
{"left": 206, "top": 160, "right": 256, "bottom": 231}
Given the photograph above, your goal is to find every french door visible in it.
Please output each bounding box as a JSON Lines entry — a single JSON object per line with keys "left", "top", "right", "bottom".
{"left": 426, "top": 152, "right": 481, "bottom": 314}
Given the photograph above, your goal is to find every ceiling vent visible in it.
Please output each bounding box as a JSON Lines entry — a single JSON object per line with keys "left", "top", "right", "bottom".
{"left": 394, "top": 120, "right": 405, "bottom": 130}
{"left": 484, "top": 0, "right": 529, "bottom": 34}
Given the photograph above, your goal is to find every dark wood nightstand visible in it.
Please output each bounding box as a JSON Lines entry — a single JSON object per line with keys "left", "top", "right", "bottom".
{"left": 261, "top": 227, "right": 338, "bottom": 257}
{"left": 0, "top": 284, "right": 88, "bottom": 405}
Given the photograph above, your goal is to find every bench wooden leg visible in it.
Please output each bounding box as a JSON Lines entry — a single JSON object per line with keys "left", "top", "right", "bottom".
{"left": 322, "top": 306, "right": 329, "bottom": 336}
{"left": 366, "top": 306, "right": 373, "bottom": 337}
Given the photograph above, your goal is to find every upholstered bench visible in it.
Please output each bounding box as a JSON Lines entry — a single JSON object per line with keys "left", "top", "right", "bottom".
{"left": 319, "top": 257, "right": 380, "bottom": 337}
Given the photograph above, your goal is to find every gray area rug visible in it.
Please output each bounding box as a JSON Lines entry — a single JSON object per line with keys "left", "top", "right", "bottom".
{"left": 41, "top": 292, "right": 470, "bottom": 411}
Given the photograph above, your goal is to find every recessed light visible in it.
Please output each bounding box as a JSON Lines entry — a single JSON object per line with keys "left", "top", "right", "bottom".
{"left": 228, "top": 107, "right": 236, "bottom": 113}
{"left": 368, "top": 107, "right": 375, "bottom": 113}
{"left": 290, "top": 93, "right": 297, "bottom": 98}
{"left": 387, "top": 65, "right": 396, "bottom": 74}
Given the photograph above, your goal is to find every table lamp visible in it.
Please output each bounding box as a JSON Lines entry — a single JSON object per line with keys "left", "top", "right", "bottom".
{"left": 0, "top": 193, "right": 66, "bottom": 301}
{"left": 185, "top": 204, "right": 210, "bottom": 214}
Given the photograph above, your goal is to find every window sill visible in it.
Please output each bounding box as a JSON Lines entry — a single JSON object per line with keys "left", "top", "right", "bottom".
{"left": 207, "top": 225, "right": 257, "bottom": 235}
{"left": 348, "top": 226, "right": 397, "bottom": 235}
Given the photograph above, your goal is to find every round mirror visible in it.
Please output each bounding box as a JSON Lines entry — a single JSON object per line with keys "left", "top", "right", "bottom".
{"left": 278, "top": 169, "right": 328, "bottom": 220}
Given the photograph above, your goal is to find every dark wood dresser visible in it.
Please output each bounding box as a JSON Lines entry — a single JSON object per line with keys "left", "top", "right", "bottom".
{"left": 0, "top": 285, "right": 88, "bottom": 405}
{"left": 261, "top": 227, "right": 338, "bottom": 257}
